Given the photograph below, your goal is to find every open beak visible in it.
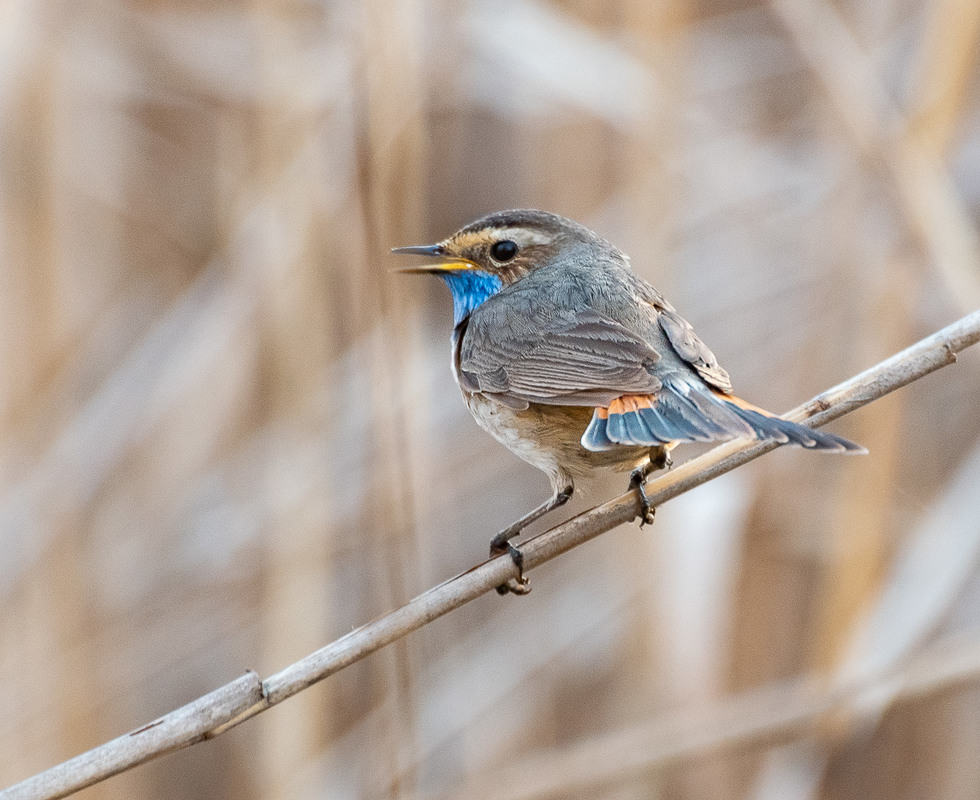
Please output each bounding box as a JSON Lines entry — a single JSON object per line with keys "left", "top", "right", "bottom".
{"left": 391, "top": 244, "right": 476, "bottom": 274}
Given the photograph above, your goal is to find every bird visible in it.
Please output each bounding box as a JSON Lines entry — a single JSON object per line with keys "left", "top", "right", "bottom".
{"left": 394, "top": 209, "right": 865, "bottom": 594}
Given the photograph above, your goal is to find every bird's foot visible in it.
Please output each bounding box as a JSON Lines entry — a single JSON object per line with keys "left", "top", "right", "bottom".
{"left": 487, "top": 486, "right": 572, "bottom": 596}
{"left": 490, "top": 534, "right": 531, "bottom": 595}
{"left": 629, "top": 468, "right": 656, "bottom": 527}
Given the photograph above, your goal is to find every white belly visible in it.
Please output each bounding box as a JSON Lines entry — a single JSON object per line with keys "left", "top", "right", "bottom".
{"left": 465, "top": 392, "right": 563, "bottom": 478}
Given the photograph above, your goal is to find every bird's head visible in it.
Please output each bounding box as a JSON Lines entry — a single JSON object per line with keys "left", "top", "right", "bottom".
{"left": 393, "top": 209, "right": 609, "bottom": 327}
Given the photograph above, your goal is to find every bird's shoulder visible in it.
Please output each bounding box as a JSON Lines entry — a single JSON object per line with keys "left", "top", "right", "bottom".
{"left": 621, "top": 272, "right": 733, "bottom": 394}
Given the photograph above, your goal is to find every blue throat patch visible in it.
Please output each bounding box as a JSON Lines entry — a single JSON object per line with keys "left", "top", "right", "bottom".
{"left": 440, "top": 271, "right": 503, "bottom": 327}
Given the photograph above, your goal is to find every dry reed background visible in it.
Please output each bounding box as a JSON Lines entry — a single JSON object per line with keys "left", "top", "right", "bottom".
{"left": 2, "top": 0, "right": 980, "bottom": 798}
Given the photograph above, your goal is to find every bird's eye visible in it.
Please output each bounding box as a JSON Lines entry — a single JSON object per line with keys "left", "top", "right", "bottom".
{"left": 490, "top": 240, "right": 519, "bottom": 263}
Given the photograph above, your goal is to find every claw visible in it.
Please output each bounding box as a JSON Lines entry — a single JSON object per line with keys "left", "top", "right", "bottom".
{"left": 494, "top": 542, "right": 531, "bottom": 595}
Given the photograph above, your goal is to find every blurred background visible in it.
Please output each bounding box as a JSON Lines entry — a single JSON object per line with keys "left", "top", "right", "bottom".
{"left": 2, "top": 0, "right": 980, "bottom": 798}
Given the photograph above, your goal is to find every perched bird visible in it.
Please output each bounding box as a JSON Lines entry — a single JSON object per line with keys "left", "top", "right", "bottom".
{"left": 394, "top": 209, "right": 864, "bottom": 593}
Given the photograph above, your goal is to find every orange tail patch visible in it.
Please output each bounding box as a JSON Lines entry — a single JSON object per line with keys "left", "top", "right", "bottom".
{"left": 582, "top": 394, "right": 673, "bottom": 450}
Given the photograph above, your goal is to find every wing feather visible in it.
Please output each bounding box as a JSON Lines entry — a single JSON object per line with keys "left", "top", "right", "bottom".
{"left": 460, "top": 307, "right": 663, "bottom": 406}
{"left": 654, "top": 305, "right": 733, "bottom": 394}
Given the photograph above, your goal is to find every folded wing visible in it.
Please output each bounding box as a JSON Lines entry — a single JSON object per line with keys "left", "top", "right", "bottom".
{"left": 459, "top": 279, "right": 864, "bottom": 453}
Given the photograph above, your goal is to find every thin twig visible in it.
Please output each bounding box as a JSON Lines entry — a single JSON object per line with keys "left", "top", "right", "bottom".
{"left": 3, "top": 309, "right": 979, "bottom": 800}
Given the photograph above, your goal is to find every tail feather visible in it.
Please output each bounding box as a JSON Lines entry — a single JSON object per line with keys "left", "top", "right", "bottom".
{"left": 643, "top": 404, "right": 684, "bottom": 441}
{"left": 622, "top": 410, "right": 656, "bottom": 444}
{"left": 581, "top": 413, "right": 615, "bottom": 451}
{"left": 632, "top": 403, "right": 676, "bottom": 442}
{"left": 605, "top": 410, "right": 630, "bottom": 444}
{"left": 580, "top": 377, "right": 866, "bottom": 454}
{"left": 654, "top": 393, "right": 717, "bottom": 441}
{"left": 721, "top": 398, "right": 865, "bottom": 452}
{"left": 660, "top": 386, "right": 746, "bottom": 439}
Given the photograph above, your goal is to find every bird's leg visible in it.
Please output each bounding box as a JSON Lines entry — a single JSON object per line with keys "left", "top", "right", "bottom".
{"left": 489, "top": 485, "right": 574, "bottom": 554}
{"left": 648, "top": 445, "right": 673, "bottom": 473}
{"left": 630, "top": 446, "right": 671, "bottom": 527}
{"left": 490, "top": 483, "right": 573, "bottom": 596}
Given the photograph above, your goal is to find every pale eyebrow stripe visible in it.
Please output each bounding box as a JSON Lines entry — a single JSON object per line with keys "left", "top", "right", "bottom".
{"left": 453, "top": 228, "right": 553, "bottom": 249}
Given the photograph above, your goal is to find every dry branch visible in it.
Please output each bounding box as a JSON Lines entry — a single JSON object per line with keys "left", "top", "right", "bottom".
{"left": 3, "top": 308, "right": 979, "bottom": 800}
